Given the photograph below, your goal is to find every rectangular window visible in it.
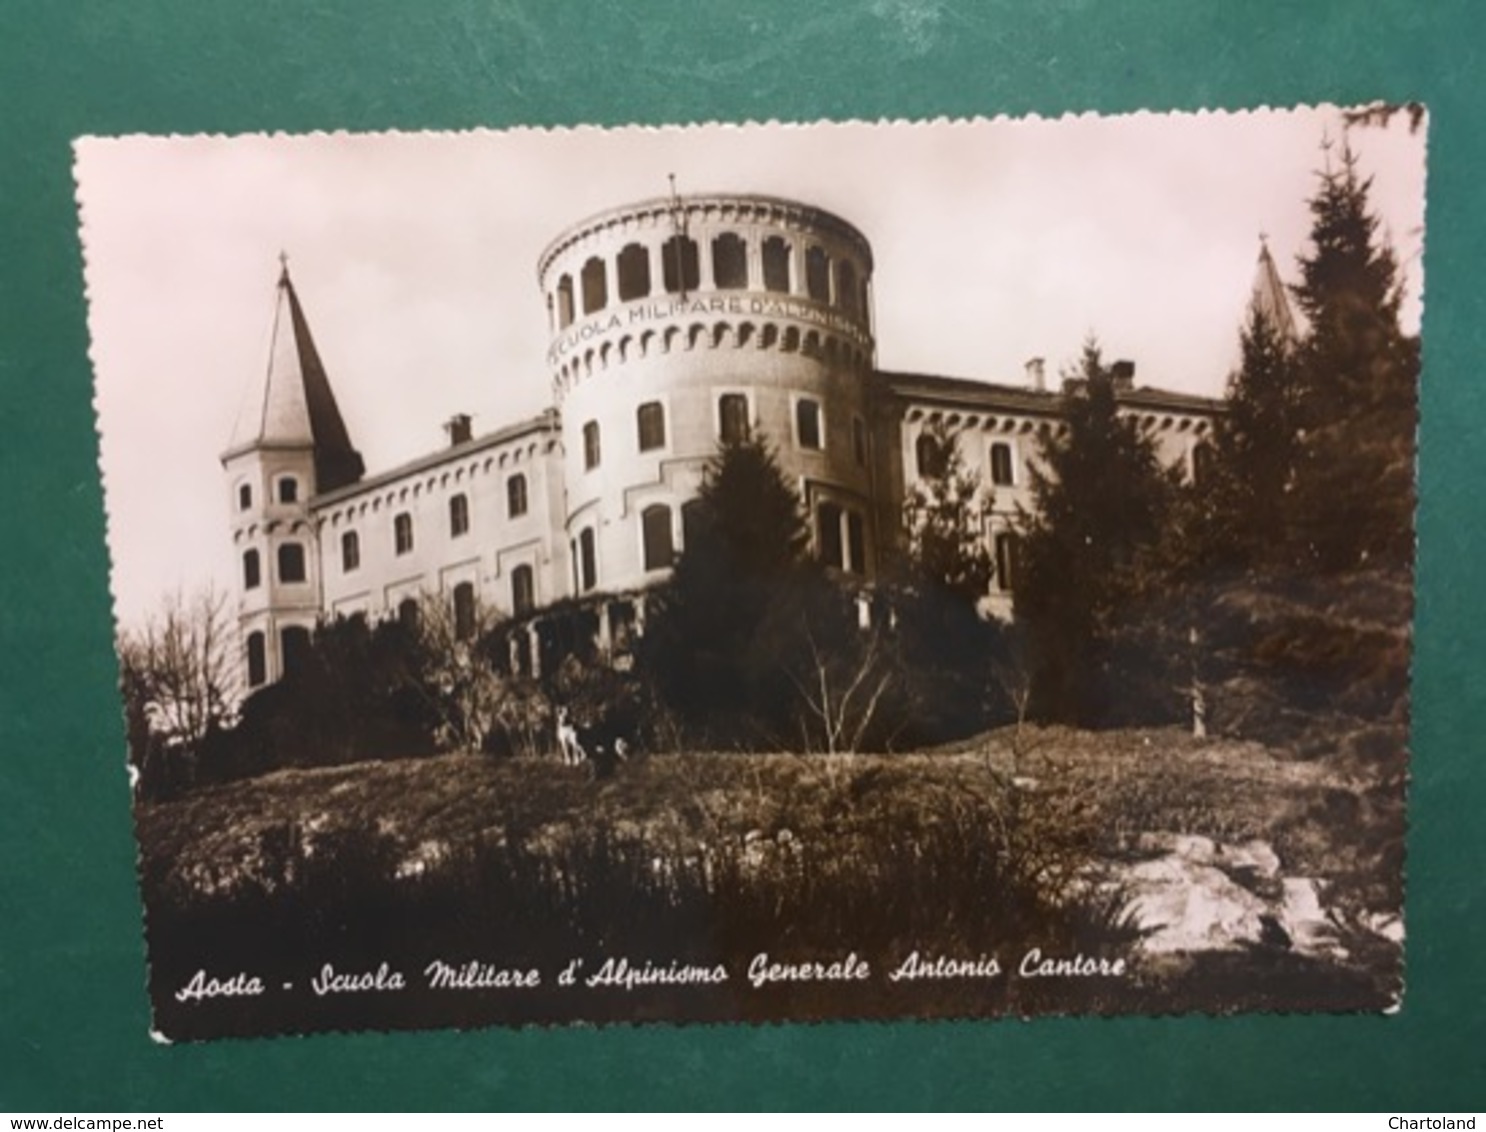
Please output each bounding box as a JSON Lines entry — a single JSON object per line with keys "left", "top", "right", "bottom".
{"left": 450, "top": 493, "right": 470, "bottom": 538}
{"left": 511, "top": 564, "right": 535, "bottom": 615}
{"left": 817, "top": 502, "right": 844, "bottom": 569}
{"left": 637, "top": 401, "right": 666, "bottom": 452}
{"left": 846, "top": 511, "right": 866, "bottom": 574}
{"left": 990, "top": 442, "right": 1015, "bottom": 487}
{"left": 719, "top": 393, "right": 750, "bottom": 444}
{"left": 394, "top": 512, "right": 413, "bottom": 556}
{"left": 995, "top": 532, "right": 1020, "bottom": 593}
{"left": 453, "top": 582, "right": 476, "bottom": 641}
{"left": 579, "top": 528, "right": 597, "bottom": 592}
{"left": 341, "top": 531, "right": 360, "bottom": 572}
{"left": 796, "top": 398, "right": 822, "bottom": 450}
{"left": 642, "top": 504, "right": 674, "bottom": 571}
{"left": 278, "top": 542, "right": 306, "bottom": 583}
{"left": 583, "top": 421, "right": 601, "bottom": 470}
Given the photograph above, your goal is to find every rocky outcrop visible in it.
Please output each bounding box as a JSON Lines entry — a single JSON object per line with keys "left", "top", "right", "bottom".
{"left": 1112, "top": 832, "right": 1347, "bottom": 958}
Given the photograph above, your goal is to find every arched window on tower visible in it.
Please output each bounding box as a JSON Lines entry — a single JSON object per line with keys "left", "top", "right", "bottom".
{"left": 581, "top": 256, "right": 608, "bottom": 314}
{"left": 278, "top": 542, "right": 306, "bottom": 584}
{"left": 556, "top": 275, "right": 575, "bottom": 329}
{"left": 806, "top": 246, "right": 831, "bottom": 303}
{"left": 681, "top": 499, "right": 703, "bottom": 553}
{"left": 507, "top": 473, "right": 528, "bottom": 518}
{"left": 281, "top": 625, "right": 311, "bottom": 678}
{"left": 718, "top": 393, "right": 750, "bottom": 444}
{"left": 246, "top": 631, "right": 266, "bottom": 687}
{"left": 762, "top": 236, "right": 791, "bottom": 293}
{"left": 511, "top": 564, "right": 535, "bottom": 615}
{"left": 583, "top": 421, "right": 601, "bottom": 470}
{"left": 836, "top": 259, "right": 859, "bottom": 315}
{"left": 711, "top": 232, "right": 747, "bottom": 290}
{"left": 796, "top": 398, "right": 823, "bottom": 450}
{"left": 661, "top": 235, "right": 699, "bottom": 294}
{"left": 238, "top": 483, "right": 252, "bottom": 511}
{"left": 242, "top": 549, "right": 261, "bottom": 590}
{"left": 642, "top": 504, "right": 674, "bottom": 571}
{"left": 637, "top": 401, "right": 666, "bottom": 452}
{"left": 277, "top": 476, "right": 298, "bottom": 504}
{"left": 617, "top": 243, "right": 651, "bottom": 301}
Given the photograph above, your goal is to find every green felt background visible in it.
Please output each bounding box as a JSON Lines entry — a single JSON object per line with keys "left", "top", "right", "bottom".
{"left": 0, "top": 0, "right": 1479, "bottom": 1111}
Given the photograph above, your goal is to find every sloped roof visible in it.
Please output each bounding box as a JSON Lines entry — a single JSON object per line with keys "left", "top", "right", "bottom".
{"left": 1251, "top": 239, "right": 1300, "bottom": 345}
{"left": 223, "top": 264, "right": 365, "bottom": 492}
{"left": 877, "top": 370, "right": 1221, "bottom": 415}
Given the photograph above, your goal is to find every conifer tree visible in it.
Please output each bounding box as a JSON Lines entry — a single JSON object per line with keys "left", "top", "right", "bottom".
{"left": 1015, "top": 340, "right": 1178, "bottom": 725}
{"left": 638, "top": 432, "right": 817, "bottom": 744}
{"left": 1286, "top": 139, "right": 1418, "bottom": 573}
{"left": 891, "top": 420, "right": 1002, "bottom": 742}
{"left": 1201, "top": 301, "right": 1301, "bottom": 569}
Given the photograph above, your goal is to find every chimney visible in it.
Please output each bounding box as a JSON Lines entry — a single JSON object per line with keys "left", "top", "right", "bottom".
{"left": 1025, "top": 356, "right": 1046, "bottom": 393}
{"left": 1110, "top": 360, "right": 1135, "bottom": 392}
{"left": 444, "top": 413, "right": 473, "bottom": 447}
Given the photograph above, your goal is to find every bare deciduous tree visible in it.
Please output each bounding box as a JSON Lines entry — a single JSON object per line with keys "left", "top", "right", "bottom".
{"left": 788, "top": 625, "right": 894, "bottom": 756}
{"left": 117, "top": 584, "right": 240, "bottom": 752}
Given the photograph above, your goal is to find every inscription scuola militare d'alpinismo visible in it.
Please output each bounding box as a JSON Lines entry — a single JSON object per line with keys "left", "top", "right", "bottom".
{"left": 545, "top": 295, "right": 867, "bottom": 366}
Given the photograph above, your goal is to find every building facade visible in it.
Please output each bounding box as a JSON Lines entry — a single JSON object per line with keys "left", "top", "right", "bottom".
{"left": 222, "top": 192, "right": 1222, "bottom": 688}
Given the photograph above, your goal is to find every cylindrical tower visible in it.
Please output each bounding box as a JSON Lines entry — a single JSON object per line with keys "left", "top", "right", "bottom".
{"left": 537, "top": 193, "right": 878, "bottom": 597}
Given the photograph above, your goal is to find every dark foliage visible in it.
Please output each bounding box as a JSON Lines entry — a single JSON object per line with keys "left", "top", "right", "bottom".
{"left": 198, "top": 616, "right": 439, "bottom": 783}
{"left": 1286, "top": 141, "right": 1418, "bottom": 575}
{"left": 639, "top": 433, "right": 825, "bottom": 748}
{"left": 1015, "top": 341, "right": 1181, "bottom": 726}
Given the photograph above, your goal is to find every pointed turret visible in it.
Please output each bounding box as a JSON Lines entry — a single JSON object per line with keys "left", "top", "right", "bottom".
{"left": 223, "top": 259, "right": 364, "bottom": 492}
{"left": 221, "top": 259, "right": 360, "bottom": 689}
{"left": 1249, "top": 237, "right": 1299, "bottom": 349}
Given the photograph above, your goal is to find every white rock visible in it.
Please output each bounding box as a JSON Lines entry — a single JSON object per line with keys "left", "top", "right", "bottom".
{"left": 1121, "top": 856, "right": 1268, "bottom": 953}
{"left": 1277, "top": 877, "right": 1344, "bottom": 957}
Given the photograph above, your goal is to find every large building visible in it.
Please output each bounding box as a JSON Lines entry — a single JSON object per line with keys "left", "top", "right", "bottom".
{"left": 221, "top": 192, "right": 1223, "bottom": 688}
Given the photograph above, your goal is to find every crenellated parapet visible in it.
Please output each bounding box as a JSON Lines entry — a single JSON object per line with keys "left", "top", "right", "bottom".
{"left": 538, "top": 193, "right": 876, "bottom": 399}
{"left": 539, "top": 193, "right": 881, "bottom": 596}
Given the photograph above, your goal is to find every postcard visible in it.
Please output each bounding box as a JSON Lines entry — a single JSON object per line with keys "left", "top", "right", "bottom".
{"left": 76, "top": 106, "right": 1424, "bottom": 1039}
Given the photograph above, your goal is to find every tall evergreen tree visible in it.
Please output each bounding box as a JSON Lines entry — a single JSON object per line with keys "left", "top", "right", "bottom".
{"left": 1015, "top": 341, "right": 1179, "bottom": 725}
{"left": 890, "top": 420, "right": 1003, "bottom": 742}
{"left": 1286, "top": 139, "right": 1418, "bottom": 573}
{"left": 900, "top": 420, "right": 996, "bottom": 604}
{"left": 638, "top": 433, "right": 818, "bottom": 744}
{"left": 1202, "top": 298, "right": 1301, "bottom": 569}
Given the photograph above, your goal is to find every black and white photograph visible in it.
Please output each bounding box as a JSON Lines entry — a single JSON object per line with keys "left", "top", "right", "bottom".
{"left": 76, "top": 107, "right": 1424, "bottom": 1040}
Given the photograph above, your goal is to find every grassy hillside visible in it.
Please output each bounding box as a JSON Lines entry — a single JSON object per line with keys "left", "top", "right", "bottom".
{"left": 136, "top": 728, "right": 1401, "bottom": 1037}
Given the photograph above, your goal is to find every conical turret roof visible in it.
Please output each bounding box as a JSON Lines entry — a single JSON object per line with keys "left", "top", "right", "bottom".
{"left": 1250, "top": 238, "right": 1299, "bottom": 347}
{"left": 224, "top": 261, "right": 365, "bottom": 492}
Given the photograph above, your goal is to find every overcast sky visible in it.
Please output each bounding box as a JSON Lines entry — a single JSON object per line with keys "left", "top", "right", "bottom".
{"left": 77, "top": 108, "right": 1427, "bottom": 630}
